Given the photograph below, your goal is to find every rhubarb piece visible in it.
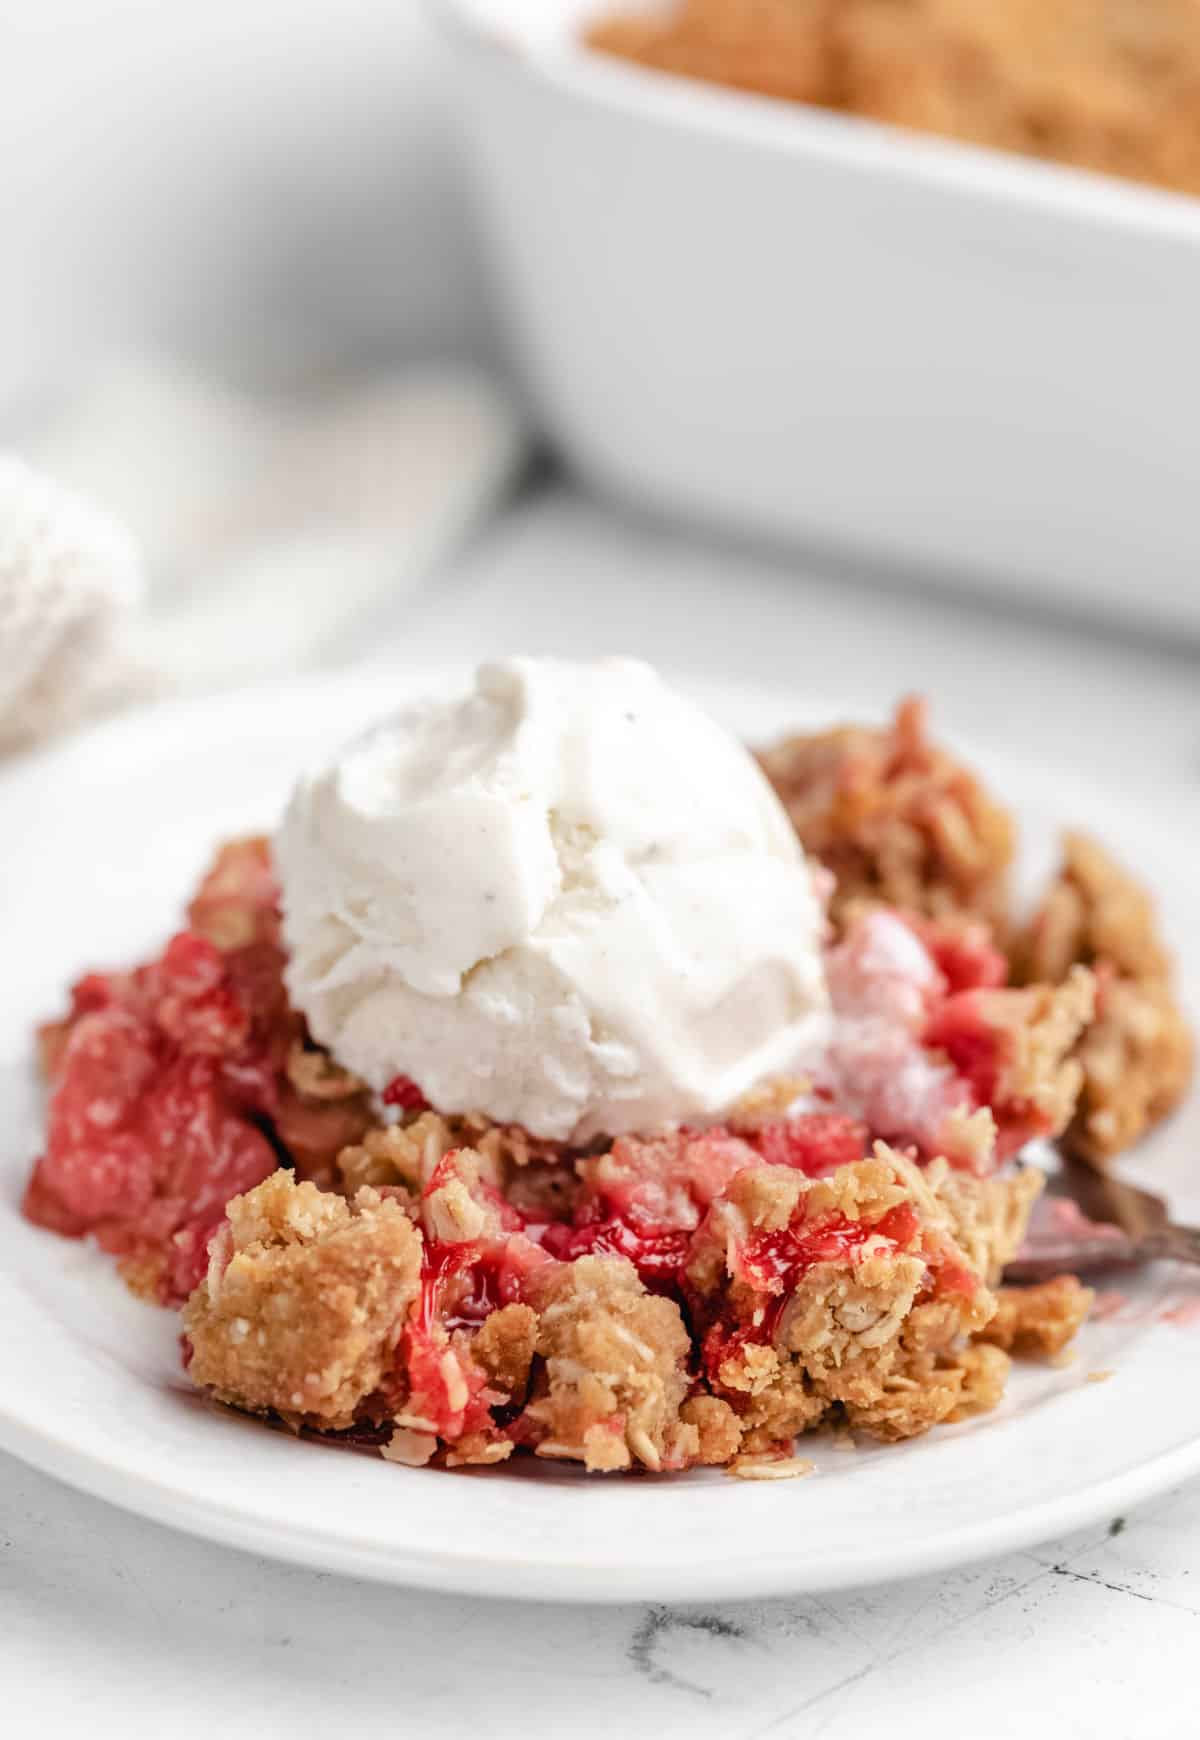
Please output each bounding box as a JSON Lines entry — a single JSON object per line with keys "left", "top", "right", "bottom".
{"left": 592, "top": 0, "right": 1200, "bottom": 200}
{"left": 1069, "top": 977, "right": 1193, "bottom": 1164}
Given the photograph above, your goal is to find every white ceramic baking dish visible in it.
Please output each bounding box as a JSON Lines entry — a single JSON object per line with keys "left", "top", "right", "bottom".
{"left": 435, "top": 0, "right": 1200, "bottom": 635}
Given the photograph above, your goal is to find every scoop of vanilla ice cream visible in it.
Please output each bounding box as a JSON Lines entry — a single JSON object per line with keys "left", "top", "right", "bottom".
{"left": 276, "top": 657, "right": 828, "bottom": 1142}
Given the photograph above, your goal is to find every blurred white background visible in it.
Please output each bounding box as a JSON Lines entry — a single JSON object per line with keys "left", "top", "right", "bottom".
{"left": 0, "top": 1, "right": 489, "bottom": 413}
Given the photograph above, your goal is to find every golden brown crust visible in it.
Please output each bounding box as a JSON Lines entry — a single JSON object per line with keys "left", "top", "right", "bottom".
{"left": 969, "top": 966, "right": 1097, "bottom": 1143}
{"left": 1013, "top": 833, "right": 1193, "bottom": 1163}
{"left": 186, "top": 835, "right": 278, "bottom": 950}
{"left": 838, "top": 1353, "right": 968, "bottom": 1441}
{"left": 978, "top": 1275, "right": 1095, "bottom": 1359}
{"left": 336, "top": 1110, "right": 569, "bottom": 1200}
{"left": 472, "top": 1303, "right": 538, "bottom": 1402}
{"left": 273, "top": 1084, "right": 374, "bottom": 1195}
{"left": 686, "top": 1149, "right": 1003, "bottom": 1446}
{"left": 757, "top": 697, "right": 1015, "bottom": 932}
{"left": 182, "top": 1170, "right": 422, "bottom": 1430}
{"left": 950, "top": 1342, "right": 1013, "bottom": 1419}
{"left": 521, "top": 1256, "right": 698, "bottom": 1472}
{"left": 1015, "top": 831, "right": 1170, "bottom": 985}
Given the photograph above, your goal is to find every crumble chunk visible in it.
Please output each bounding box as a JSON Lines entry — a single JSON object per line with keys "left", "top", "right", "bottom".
{"left": 839, "top": 1353, "right": 969, "bottom": 1442}
{"left": 472, "top": 1302, "right": 539, "bottom": 1400}
{"left": 680, "top": 1393, "right": 745, "bottom": 1465}
{"left": 756, "top": 697, "right": 1015, "bottom": 933}
{"left": 1015, "top": 832, "right": 1170, "bottom": 985}
{"left": 519, "top": 1256, "right": 699, "bottom": 1472}
{"left": 685, "top": 1149, "right": 998, "bottom": 1446}
{"left": 186, "top": 835, "right": 281, "bottom": 951}
{"left": 978, "top": 1275, "right": 1096, "bottom": 1359}
{"left": 926, "top": 966, "right": 1096, "bottom": 1158}
{"left": 337, "top": 1113, "right": 462, "bottom": 1197}
{"left": 1013, "top": 833, "right": 1193, "bottom": 1163}
{"left": 930, "top": 1159, "right": 1044, "bottom": 1285}
{"left": 24, "top": 817, "right": 1126, "bottom": 1478}
{"left": 183, "top": 1170, "right": 422, "bottom": 1430}
{"left": 823, "top": 907, "right": 1093, "bottom": 1167}
{"left": 1070, "top": 979, "right": 1193, "bottom": 1163}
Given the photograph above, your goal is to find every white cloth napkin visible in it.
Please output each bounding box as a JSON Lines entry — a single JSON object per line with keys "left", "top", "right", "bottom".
{"left": 0, "top": 358, "right": 527, "bottom": 752}
{"left": 0, "top": 455, "right": 153, "bottom": 754}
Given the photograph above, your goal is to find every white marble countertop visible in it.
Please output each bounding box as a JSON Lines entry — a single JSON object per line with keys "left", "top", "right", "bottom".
{"left": 6, "top": 486, "right": 1200, "bottom": 1737}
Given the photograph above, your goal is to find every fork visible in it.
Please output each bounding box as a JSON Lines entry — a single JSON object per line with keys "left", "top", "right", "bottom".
{"left": 1004, "top": 1155, "right": 1200, "bottom": 1284}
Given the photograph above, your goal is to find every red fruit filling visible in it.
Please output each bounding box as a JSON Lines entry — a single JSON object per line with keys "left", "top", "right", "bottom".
{"left": 416, "top": 1233, "right": 547, "bottom": 1334}
{"left": 753, "top": 1113, "right": 868, "bottom": 1175}
{"left": 383, "top": 1074, "right": 429, "bottom": 1112}
{"left": 23, "top": 927, "right": 288, "bottom": 1304}
{"left": 924, "top": 990, "right": 1050, "bottom": 1160}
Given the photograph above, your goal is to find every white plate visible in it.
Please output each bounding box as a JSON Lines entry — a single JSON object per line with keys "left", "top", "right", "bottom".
{"left": 1, "top": 665, "right": 1198, "bottom": 1603}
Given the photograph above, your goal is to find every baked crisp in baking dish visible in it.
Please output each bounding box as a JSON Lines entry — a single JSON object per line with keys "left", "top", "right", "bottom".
{"left": 588, "top": 0, "right": 1200, "bottom": 199}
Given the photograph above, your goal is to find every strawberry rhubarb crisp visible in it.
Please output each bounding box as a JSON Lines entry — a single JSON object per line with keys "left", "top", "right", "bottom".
{"left": 22, "top": 660, "right": 1190, "bottom": 1477}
